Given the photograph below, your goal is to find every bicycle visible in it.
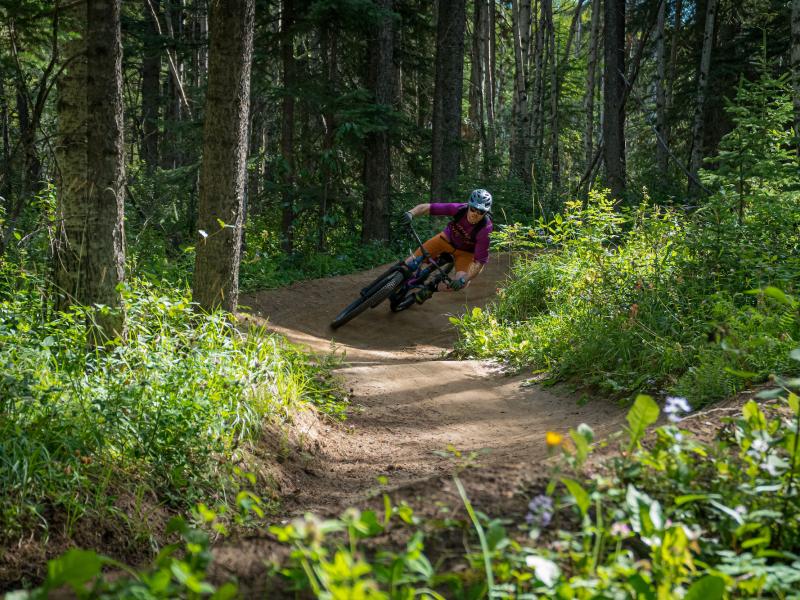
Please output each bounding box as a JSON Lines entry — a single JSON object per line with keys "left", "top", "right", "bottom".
{"left": 329, "top": 222, "right": 455, "bottom": 329}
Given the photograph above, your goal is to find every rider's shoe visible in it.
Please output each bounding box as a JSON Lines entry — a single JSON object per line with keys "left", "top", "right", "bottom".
{"left": 414, "top": 286, "right": 434, "bottom": 304}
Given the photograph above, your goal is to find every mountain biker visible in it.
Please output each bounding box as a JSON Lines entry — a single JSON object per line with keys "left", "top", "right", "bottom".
{"left": 400, "top": 188, "right": 493, "bottom": 303}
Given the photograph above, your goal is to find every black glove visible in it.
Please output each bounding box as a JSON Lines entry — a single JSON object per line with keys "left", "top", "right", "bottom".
{"left": 450, "top": 277, "right": 466, "bottom": 291}
{"left": 401, "top": 211, "right": 414, "bottom": 225}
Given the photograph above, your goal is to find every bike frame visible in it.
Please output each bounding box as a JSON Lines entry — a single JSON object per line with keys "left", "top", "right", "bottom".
{"left": 359, "top": 222, "right": 453, "bottom": 299}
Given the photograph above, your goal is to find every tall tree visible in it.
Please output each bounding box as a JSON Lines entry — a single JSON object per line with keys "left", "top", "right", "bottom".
{"left": 192, "top": 0, "right": 255, "bottom": 312}
{"left": 665, "top": 0, "right": 682, "bottom": 170}
{"left": 688, "top": 0, "right": 718, "bottom": 195}
{"left": 792, "top": 0, "right": 800, "bottom": 157}
{"left": 141, "top": 0, "right": 161, "bottom": 171}
{"left": 583, "top": 0, "right": 601, "bottom": 171}
{"left": 363, "top": 0, "right": 395, "bottom": 243}
{"left": 510, "top": 0, "right": 531, "bottom": 186}
{"left": 481, "top": 0, "right": 496, "bottom": 164}
{"left": 545, "top": 0, "right": 559, "bottom": 193}
{"left": 430, "top": 0, "right": 466, "bottom": 201}
{"left": 83, "top": 0, "right": 126, "bottom": 343}
{"left": 280, "top": 0, "right": 295, "bottom": 252}
{"left": 603, "top": 0, "right": 626, "bottom": 201}
{"left": 54, "top": 1, "right": 87, "bottom": 314}
{"left": 654, "top": 0, "right": 668, "bottom": 175}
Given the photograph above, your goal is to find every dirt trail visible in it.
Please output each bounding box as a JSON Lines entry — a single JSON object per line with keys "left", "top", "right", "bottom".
{"left": 237, "top": 255, "right": 627, "bottom": 515}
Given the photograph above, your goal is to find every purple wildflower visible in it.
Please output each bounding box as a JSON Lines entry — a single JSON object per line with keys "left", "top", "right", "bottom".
{"left": 664, "top": 396, "right": 692, "bottom": 423}
{"left": 526, "top": 494, "right": 553, "bottom": 528}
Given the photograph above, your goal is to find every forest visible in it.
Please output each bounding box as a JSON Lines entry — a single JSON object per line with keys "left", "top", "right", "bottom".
{"left": 1, "top": 0, "right": 800, "bottom": 597}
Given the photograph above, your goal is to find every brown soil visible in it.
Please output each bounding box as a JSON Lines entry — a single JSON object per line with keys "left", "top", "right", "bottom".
{"left": 214, "top": 255, "right": 629, "bottom": 591}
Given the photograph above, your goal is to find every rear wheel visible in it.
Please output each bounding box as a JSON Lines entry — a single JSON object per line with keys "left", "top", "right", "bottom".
{"left": 330, "top": 272, "right": 404, "bottom": 329}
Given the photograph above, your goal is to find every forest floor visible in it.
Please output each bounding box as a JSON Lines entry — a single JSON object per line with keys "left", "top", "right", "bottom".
{"left": 215, "top": 255, "right": 629, "bottom": 591}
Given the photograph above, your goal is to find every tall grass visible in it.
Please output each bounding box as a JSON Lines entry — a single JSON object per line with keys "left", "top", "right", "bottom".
{"left": 0, "top": 266, "right": 344, "bottom": 543}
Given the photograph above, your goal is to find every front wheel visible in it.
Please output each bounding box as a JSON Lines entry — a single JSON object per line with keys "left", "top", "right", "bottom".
{"left": 330, "top": 272, "right": 404, "bottom": 329}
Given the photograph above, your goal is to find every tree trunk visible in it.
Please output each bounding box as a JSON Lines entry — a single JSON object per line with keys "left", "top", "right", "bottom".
{"left": 0, "top": 77, "right": 9, "bottom": 200}
{"left": 510, "top": 0, "right": 531, "bottom": 185}
{"left": 666, "top": 0, "right": 682, "bottom": 127}
{"left": 280, "top": 0, "right": 295, "bottom": 252}
{"left": 192, "top": 0, "right": 255, "bottom": 312}
{"left": 319, "top": 23, "right": 338, "bottom": 251}
{"left": 141, "top": 0, "right": 161, "bottom": 172}
{"left": 545, "top": 0, "right": 560, "bottom": 193}
{"left": 654, "top": 0, "right": 668, "bottom": 175}
{"left": 482, "top": 0, "right": 496, "bottom": 162}
{"left": 468, "top": 0, "right": 482, "bottom": 144}
{"left": 584, "top": 0, "right": 601, "bottom": 171}
{"left": 85, "top": 0, "right": 126, "bottom": 343}
{"left": 688, "top": 0, "right": 718, "bottom": 195}
{"left": 54, "top": 1, "right": 88, "bottom": 314}
{"left": 603, "top": 0, "right": 626, "bottom": 201}
{"left": 430, "top": 0, "right": 466, "bottom": 201}
{"left": 363, "top": 0, "right": 394, "bottom": 243}
{"left": 792, "top": 0, "right": 800, "bottom": 157}
{"left": 530, "top": 0, "right": 546, "bottom": 166}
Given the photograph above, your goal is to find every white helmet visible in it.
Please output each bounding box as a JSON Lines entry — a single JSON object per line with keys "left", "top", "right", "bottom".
{"left": 468, "top": 189, "right": 492, "bottom": 212}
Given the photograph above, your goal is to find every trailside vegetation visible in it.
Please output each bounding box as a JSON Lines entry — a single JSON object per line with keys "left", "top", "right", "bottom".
{"left": 454, "top": 69, "right": 800, "bottom": 408}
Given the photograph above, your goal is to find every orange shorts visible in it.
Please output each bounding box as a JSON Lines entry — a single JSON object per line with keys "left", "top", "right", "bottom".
{"left": 414, "top": 234, "right": 475, "bottom": 273}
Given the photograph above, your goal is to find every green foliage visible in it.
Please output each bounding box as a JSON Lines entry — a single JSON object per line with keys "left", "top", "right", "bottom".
{"left": 0, "top": 260, "right": 345, "bottom": 543}
{"left": 454, "top": 66, "right": 800, "bottom": 406}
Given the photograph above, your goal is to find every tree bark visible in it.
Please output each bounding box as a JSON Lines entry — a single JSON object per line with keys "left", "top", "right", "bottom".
{"left": 584, "top": 0, "right": 601, "bottom": 171}
{"left": 603, "top": 0, "right": 626, "bottom": 201}
{"left": 792, "top": 0, "right": 800, "bottom": 157}
{"left": 654, "top": 0, "right": 668, "bottom": 174}
{"left": 54, "top": 1, "right": 88, "bottom": 314}
{"left": 280, "top": 0, "right": 295, "bottom": 252}
{"left": 192, "top": 0, "right": 255, "bottom": 312}
{"left": 430, "top": 0, "right": 466, "bottom": 201}
{"left": 482, "top": 0, "right": 496, "bottom": 162}
{"left": 545, "top": 0, "right": 559, "bottom": 193}
{"left": 510, "top": 0, "right": 531, "bottom": 185}
{"left": 468, "top": 0, "right": 482, "bottom": 144}
{"left": 665, "top": 0, "right": 682, "bottom": 165}
{"left": 363, "top": 0, "right": 395, "bottom": 243}
{"left": 141, "top": 0, "right": 161, "bottom": 172}
{"left": 85, "top": 0, "right": 126, "bottom": 343}
{"left": 688, "top": 0, "right": 718, "bottom": 195}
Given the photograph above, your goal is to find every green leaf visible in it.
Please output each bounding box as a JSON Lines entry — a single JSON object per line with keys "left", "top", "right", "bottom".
{"left": 562, "top": 478, "right": 590, "bottom": 517}
{"left": 674, "top": 493, "right": 719, "bottom": 506}
{"left": 46, "top": 549, "right": 103, "bottom": 590}
{"left": 684, "top": 575, "right": 725, "bottom": 600}
{"left": 790, "top": 349, "right": 800, "bottom": 362}
{"left": 626, "top": 395, "right": 660, "bottom": 448}
{"left": 724, "top": 367, "right": 759, "bottom": 379}
{"left": 211, "top": 582, "right": 239, "bottom": 600}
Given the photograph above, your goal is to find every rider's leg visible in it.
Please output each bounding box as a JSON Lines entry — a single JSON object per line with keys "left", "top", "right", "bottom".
{"left": 407, "top": 233, "right": 454, "bottom": 266}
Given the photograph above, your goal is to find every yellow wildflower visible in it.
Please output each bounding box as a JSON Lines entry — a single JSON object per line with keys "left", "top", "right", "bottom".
{"left": 546, "top": 431, "right": 563, "bottom": 447}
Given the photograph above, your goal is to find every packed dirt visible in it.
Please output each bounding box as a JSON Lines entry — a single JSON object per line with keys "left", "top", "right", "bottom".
{"left": 217, "top": 255, "right": 629, "bottom": 586}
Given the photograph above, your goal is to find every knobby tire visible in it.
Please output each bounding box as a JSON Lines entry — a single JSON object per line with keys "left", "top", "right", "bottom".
{"left": 330, "top": 272, "right": 404, "bottom": 329}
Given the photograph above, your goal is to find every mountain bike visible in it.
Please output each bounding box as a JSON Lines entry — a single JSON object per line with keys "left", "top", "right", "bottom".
{"left": 330, "top": 222, "right": 455, "bottom": 329}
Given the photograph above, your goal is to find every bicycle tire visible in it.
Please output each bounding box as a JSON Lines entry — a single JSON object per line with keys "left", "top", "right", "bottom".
{"left": 330, "top": 272, "right": 404, "bottom": 329}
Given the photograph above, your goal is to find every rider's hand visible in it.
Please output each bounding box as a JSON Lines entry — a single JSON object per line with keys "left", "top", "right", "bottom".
{"left": 401, "top": 211, "right": 413, "bottom": 225}
{"left": 449, "top": 277, "right": 466, "bottom": 291}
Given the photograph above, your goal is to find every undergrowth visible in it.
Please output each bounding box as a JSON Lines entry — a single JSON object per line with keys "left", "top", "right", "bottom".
{"left": 0, "top": 259, "right": 345, "bottom": 551}
{"left": 453, "top": 70, "right": 800, "bottom": 408}
{"left": 17, "top": 355, "right": 800, "bottom": 598}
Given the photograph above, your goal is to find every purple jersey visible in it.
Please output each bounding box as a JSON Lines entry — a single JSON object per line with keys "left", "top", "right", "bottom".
{"left": 429, "top": 203, "right": 493, "bottom": 264}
